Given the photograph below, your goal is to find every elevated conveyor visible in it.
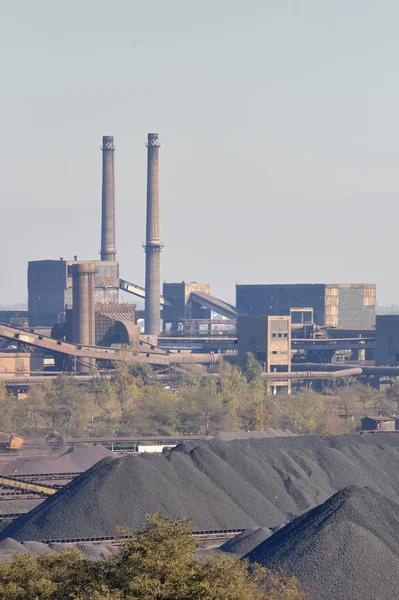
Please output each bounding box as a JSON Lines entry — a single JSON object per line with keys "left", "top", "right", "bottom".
{"left": 119, "top": 278, "right": 171, "bottom": 307}
{"left": 188, "top": 291, "right": 239, "bottom": 319}
{"left": 0, "top": 475, "right": 57, "bottom": 496}
{"left": 0, "top": 324, "right": 220, "bottom": 367}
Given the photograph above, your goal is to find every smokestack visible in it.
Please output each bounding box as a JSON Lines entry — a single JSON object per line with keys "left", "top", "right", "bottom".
{"left": 72, "top": 263, "right": 95, "bottom": 372}
{"left": 144, "top": 133, "right": 162, "bottom": 337}
{"left": 100, "top": 136, "right": 116, "bottom": 262}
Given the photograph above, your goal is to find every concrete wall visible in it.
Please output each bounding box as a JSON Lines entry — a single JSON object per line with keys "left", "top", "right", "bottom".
{"left": 237, "top": 315, "right": 291, "bottom": 373}
{"left": 0, "top": 353, "right": 30, "bottom": 378}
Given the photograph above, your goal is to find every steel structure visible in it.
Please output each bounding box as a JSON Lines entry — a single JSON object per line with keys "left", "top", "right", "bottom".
{"left": 119, "top": 278, "right": 171, "bottom": 307}
{"left": 0, "top": 324, "right": 222, "bottom": 367}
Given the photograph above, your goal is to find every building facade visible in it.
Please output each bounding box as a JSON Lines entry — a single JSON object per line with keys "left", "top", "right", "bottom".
{"left": 376, "top": 315, "right": 399, "bottom": 366}
{"left": 28, "top": 259, "right": 120, "bottom": 327}
{"left": 162, "top": 282, "right": 212, "bottom": 332}
{"left": 236, "top": 283, "right": 376, "bottom": 328}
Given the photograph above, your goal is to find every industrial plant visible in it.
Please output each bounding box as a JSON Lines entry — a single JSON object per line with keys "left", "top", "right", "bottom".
{"left": 0, "top": 133, "right": 397, "bottom": 392}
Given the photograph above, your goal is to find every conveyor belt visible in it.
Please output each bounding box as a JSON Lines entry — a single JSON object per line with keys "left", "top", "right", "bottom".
{"left": 189, "top": 291, "right": 239, "bottom": 319}
{"left": 0, "top": 324, "right": 220, "bottom": 366}
{"left": 0, "top": 475, "right": 57, "bottom": 496}
{"left": 119, "top": 278, "right": 171, "bottom": 307}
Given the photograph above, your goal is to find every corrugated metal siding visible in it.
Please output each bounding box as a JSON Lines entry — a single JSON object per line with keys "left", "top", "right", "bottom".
{"left": 336, "top": 285, "right": 376, "bottom": 328}
{"left": 236, "top": 284, "right": 326, "bottom": 325}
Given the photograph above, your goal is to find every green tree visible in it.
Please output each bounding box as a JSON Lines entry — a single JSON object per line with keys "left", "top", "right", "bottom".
{"left": 242, "top": 353, "right": 262, "bottom": 383}
{"left": 0, "top": 515, "right": 305, "bottom": 600}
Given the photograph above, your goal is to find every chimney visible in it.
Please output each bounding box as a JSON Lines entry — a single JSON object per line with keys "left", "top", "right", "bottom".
{"left": 72, "top": 263, "right": 95, "bottom": 372}
{"left": 100, "top": 136, "right": 116, "bottom": 262}
{"left": 143, "top": 133, "right": 162, "bottom": 337}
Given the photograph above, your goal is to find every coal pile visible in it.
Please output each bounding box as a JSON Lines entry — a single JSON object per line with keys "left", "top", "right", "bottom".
{"left": 5, "top": 434, "right": 399, "bottom": 541}
{"left": 245, "top": 485, "right": 399, "bottom": 600}
{"left": 0, "top": 539, "right": 118, "bottom": 561}
{"left": 3, "top": 445, "right": 113, "bottom": 475}
{"left": 214, "top": 429, "right": 296, "bottom": 441}
{"left": 220, "top": 527, "right": 271, "bottom": 556}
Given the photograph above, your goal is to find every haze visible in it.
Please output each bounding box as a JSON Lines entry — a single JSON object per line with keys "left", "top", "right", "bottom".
{"left": 1, "top": 0, "right": 397, "bottom": 307}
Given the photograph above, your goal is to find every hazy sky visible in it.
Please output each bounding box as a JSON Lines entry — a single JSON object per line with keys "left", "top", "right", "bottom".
{"left": 1, "top": 0, "right": 398, "bottom": 306}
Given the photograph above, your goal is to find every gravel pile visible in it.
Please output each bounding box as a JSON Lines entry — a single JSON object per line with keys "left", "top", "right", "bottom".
{"left": 245, "top": 485, "right": 399, "bottom": 600}
{"left": 4, "top": 434, "right": 399, "bottom": 541}
{"left": 214, "top": 429, "right": 296, "bottom": 441}
{"left": 0, "top": 539, "right": 119, "bottom": 561}
{"left": 220, "top": 527, "right": 271, "bottom": 556}
{"left": 0, "top": 499, "right": 43, "bottom": 516}
{"left": 3, "top": 445, "right": 113, "bottom": 475}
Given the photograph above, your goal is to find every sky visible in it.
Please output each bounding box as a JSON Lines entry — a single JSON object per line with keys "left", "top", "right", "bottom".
{"left": 1, "top": 0, "right": 398, "bottom": 306}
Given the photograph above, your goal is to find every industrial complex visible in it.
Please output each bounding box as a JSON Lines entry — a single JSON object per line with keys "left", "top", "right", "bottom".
{"left": 0, "top": 133, "right": 397, "bottom": 391}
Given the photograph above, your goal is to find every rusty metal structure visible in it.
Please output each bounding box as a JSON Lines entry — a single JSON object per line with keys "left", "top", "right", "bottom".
{"left": 100, "top": 136, "right": 116, "bottom": 262}
{"left": 144, "top": 133, "right": 162, "bottom": 337}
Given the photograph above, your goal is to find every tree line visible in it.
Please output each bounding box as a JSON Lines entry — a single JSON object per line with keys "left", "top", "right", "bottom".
{"left": 0, "top": 514, "right": 305, "bottom": 600}
{"left": 0, "top": 354, "right": 398, "bottom": 439}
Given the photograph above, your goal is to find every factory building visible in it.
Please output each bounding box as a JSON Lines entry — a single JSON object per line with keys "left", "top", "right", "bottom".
{"left": 162, "top": 282, "right": 212, "bottom": 332}
{"left": 361, "top": 416, "right": 399, "bottom": 432}
{"left": 376, "top": 315, "right": 399, "bottom": 366}
{"left": 28, "top": 259, "right": 119, "bottom": 327}
{"left": 237, "top": 315, "right": 291, "bottom": 391}
{"left": 59, "top": 303, "right": 138, "bottom": 347}
{"left": 0, "top": 351, "right": 31, "bottom": 378}
{"left": 236, "top": 283, "right": 376, "bottom": 328}
{"left": 237, "top": 315, "right": 291, "bottom": 371}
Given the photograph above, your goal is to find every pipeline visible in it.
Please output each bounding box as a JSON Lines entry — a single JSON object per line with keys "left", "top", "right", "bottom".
{"left": 264, "top": 368, "right": 363, "bottom": 381}
{"left": 292, "top": 363, "right": 399, "bottom": 377}
{"left": 167, "top": 353, "right": 222, "bottom": 365}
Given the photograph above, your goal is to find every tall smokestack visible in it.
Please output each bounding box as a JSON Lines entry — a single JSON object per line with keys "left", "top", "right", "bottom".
{"left": 144, "top": 133, "right": 162, "bottom": 337}
{"left": 100, "top": 136, "right": 116, "bottom": 262}
{"left": 72, "top": 263, "right": 95, "bottom": 372}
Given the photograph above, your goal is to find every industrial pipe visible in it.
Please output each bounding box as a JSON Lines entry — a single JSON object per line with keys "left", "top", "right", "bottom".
{"left": 292, "top": 363, "right": 399, "bottom": 377}
{"left": 167, "top": 353, "right": 222, "bottom": 365}
{"left": 263, "top": 368, "right": 363, "bottom": 381}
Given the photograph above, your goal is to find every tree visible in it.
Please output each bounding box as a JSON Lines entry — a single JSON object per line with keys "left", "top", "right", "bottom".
{"left": 0, "top": 515, "right": 305, "bottom": 600}
{"left": 128, "top": 362, "right": 153, "bottom": 386}
{"left": 242, "top": 353, "right": 262, "bottom": 383}
{"left": 109, "top": 514, "right": 305, "bottom": 600}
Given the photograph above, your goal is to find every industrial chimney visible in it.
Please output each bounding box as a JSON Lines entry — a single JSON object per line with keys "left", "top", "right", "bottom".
{"left": 72, "top": 263, "right": 96, "bottom": 372}
{"left": 100, "top": 136, "right": 116, "bottom": 262}
{"left": 144, "top": 133, "right": 162, "bottom": 337}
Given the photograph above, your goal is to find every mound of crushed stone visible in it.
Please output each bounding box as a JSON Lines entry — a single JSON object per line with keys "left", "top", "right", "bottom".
{"left": 214, "top": 429, "right": 296, "bottom": 441}
{"left": 245, "top": 485, "right": 399, "bottom": 600}
{"left": 220, "top": 527, "right": 271, "bottom": 556}
{"left": 5, "top": 434, "right": 399, "bottom": 541}
{"left": 4, "top": 445, "right": 113, "bottom": 475}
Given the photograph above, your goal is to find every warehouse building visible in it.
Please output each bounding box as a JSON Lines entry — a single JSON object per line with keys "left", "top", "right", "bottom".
{"left": 28, "top": 259, "right": 120, "bottom": 327}
{"left": 236, "top": 283, "right": 376, "bottom": 328}
{"left": 376, "top": 315, "right": 399, "bottom": 366}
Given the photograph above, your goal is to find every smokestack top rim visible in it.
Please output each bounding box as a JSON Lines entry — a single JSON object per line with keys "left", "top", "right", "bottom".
{"left": 102, "top": 135, "right": 115, "bottom": 150}
{"left": 146, "top": 133, "right": 160, "bottom": 147}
